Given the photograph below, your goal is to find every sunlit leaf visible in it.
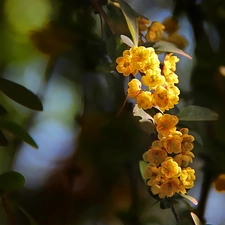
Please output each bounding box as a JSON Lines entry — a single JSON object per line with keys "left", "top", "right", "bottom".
{"left": 0, "top": 131, "right": 8, "bottom": 146}
{"left": 0, "top": 77, "right": 43, "bottom": 111}
{"left": 139, "top": 160, "right": 148, "bottom": 182}
{"left": 0, "top": 121, "right": 38, "bottom": 149}
{"left": 143, "top": 41, "right": 192, "bottom": 59}
{"left": 177, "top": 105, "right": 219, "bottom": 121}
{"left": 190, "top": 212, "right": 203, "bottom": 225}
{"left": 0, "top": 105, "right": 7, "bottom": 115}
{"left": 120, "top": 34, "right": 134, "bottom": 47}
{"left": 117, "top": 0, "right": 138, "bottom": 46}
{"left": 0, "top": 171, "right": 25, "bottom": 194}
{"left": 180, "top": 194, "right": 198, "bottom": 205}
{"left": 133, "top": 104, "right": 156, "bottom": 133}
{"left": 19, "top": 207, "right": 38, "bottom": 225}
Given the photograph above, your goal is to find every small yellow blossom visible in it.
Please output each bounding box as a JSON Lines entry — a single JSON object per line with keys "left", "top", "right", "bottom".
{"left": 116, "top": 50, "right": 138, "bottom": 76}
{"left": 161, "top": 131, "right": 183, "bottom": 154}
{"left": 141, "top": 68, "right": 165, "bottom": 89}
{"left": 180, "top": 167, "right": 195, "bottom": 189}
{"left": 163, "top": 53, "right": 179, "bottom": 73}
{"left": 145, "top": 21, "right": 165, "bottom": 42}
{"left": 143, "top": 147, "right": 167, "bottom": 167}
{"left": 153, "top": 85, "right": 169, "bottom": 110}
{"left": 136, "top": 91, "right": 153, "bottom": 110}
{"left": 127, "top": 79, "right": 142, "bottom": 98}
{"left": 130, "top": 46, "right": 152, "bottom": 71}
{"left": 180, "top": 129, "right": 195, "bottom": 152}
{"left": 213, "top": 174, "right": 225, "bottom": 192}
{"left": 153, "top": 113, "right": 179, "bottom": 136}
{"left": 159, "top": 177, "right": 181, "bottom": 198}
{"left": 174, "top": 151, "right": 195, "bottom": 167}
{"left": 161, "top": 157, "right": 181, "bottom": 178}
{"left": 145, "top": 163, "right": 161, "bottom": 186}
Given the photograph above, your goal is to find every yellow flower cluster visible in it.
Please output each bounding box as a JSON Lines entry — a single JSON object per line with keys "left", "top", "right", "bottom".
{"left": 116, "top": 46, "right": 180, "bottom": 112}
{"left": 142, "top": 113, "right": 195, "bottom": 198}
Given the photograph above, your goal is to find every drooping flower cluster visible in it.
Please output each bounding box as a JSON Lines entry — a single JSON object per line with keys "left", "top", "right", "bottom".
{"left": 142, "top": 113, "right": 195, "bottom": 198}
{"left": 116, "top": 46, "right": 180, "bottom": 112}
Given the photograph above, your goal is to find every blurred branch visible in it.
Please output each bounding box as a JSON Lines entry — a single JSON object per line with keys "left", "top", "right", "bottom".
{"left": 1, "top": 195, "right": 15, "bottom": 225}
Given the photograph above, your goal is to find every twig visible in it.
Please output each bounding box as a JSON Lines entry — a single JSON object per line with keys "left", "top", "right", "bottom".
{"left": 170, "top": 202, "right": 180, "bottom": 223}
{"left": 116, "top": 94, "right": 128, "bottom": 117}
{"left": 1, "top": 195, "right": 15, "bottom": 225}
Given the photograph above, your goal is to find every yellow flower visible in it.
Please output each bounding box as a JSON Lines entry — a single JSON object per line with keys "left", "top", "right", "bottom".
{"left": 130, "top": 46, "right": 152, "bottom": 71}
{"left": 141, "top": 68, "right": 165, "bottom": 89}
{"left": 180, "top": 128, "right": 195, "bottom": 152}
{"left": 136, "top": 91, "right": 153, "bottom": 110}
{"left": 164, "top": 71, "right": 179, "bottom": 84}
{"left": 153, "top": 113, "right": 179, "bottom": 136}
{"left": 174, "top": 151, "right": 195, "bottom": 167}
{"left": 145, "top": 21, "right": 165, "bottom": 42}
{"left": 162, "top": 17, "right": 179, "bottom": 34}
{"left": 127, "top": 79, "right": 142, "bottom": 98}
{"left": 116, "top": 50, "right": 138, "bottom": 76}
{"left": 161, "top": 157, "right": 181, "bottom": 178}
{"left": 137, "top": 16, "right": 150, "bottom": 32}
{"left": 153, "top": 84, "right": 180, "bottom": 111}
{"left": 163, "top": 53, "right": 179, "bottom": 73}
{"left": 145, "top": 163, "right": 161, "bottom": 186}
{"left": 180, "top": 167, "right": 195, "bottom": 189}
{"left": 139, "top": 48, "right": 160, "bottom": 73}
{"left": 160, "top": 131, "right": 183, "bottom": 154}
{"left": 213, "top": 174, "right": 225, "bottom": 192}
{"left": 158, "top": 177, "right": 181, "bottom": 198}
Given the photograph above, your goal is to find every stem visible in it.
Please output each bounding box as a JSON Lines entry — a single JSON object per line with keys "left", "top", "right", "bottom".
{"left": 1, "top": 195, "right": 15, "bottom": 225}
{"left": 116, "top": 94, "right": 128, "bottom": 117}
{"left": 170, "top": 202, "right": 180, "bottom": 223}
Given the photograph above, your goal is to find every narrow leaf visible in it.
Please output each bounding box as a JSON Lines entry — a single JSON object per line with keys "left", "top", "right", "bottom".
{"left": 1, "top": 121, "right": 38, "bottom": 149}
{"left": 0, "top": 105, "right": 7, "bottom": 115}
{"left": 177, "top": 105, "right": 219, "bottom": 121}
{"left": 120, "top": 35, "right": 134, "bottom": 47}
{"left": 0, "top": 77, "right": 43, "bottom": 111}
{"left": 180, "top": 194, "right": 198, "bottom": 205}
{"left": 139, "top": 160, "right": 148, "bottom": 182}
{"left": 117, "top": 0, "right": 138, "bottom": 46}
{"left": 0, "top": 171, "right": 25, "bottom": 194}
{"left": 145, "top": 41, "right": 192, "bottom": 59}
{"left": 190, "top": 212, "right": 203, "bottom": 225}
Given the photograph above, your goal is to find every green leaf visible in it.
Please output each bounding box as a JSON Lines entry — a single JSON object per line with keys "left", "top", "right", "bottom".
{"left": 0, "top": 105, "right": 7, "bottom": 115}
{"left": 0, "top": 131, "right": 8, "bottom": 146}
{"left": 139, "top": 160, "right": 148, "bottom": 182}
{"left": 0, "top": 77, "right": 43, "bottom": 111}
{"left": 117, "top": 0, "right": 138, "bottom": 46}
{"left": 106, "top": 35, "right": 117, "bottom": 61}
{"left": 0, "top": 171, "right": 25, "bottom": 194}
{"left": 96, "top": 63, "right": 114, "bottom": 73}
{"left": 190, "top": 212, "right": 203, "bottom": 225}
{"left": 177, "top": 105, "right": 219, "bottom": 121}
{"left": 0, "top": 121, "right": 38, "bottom": 149}
{"left": 143, "top": 41, "right": 192, "bottom": 59}
{"left": 180, "top": 194, "right": 198, "bottom": 205}
{"left": 19, "top": 207, "right": 38, "bottom": 225}
{"left": 133, "top": 104, "right": 156, "bottom": 134}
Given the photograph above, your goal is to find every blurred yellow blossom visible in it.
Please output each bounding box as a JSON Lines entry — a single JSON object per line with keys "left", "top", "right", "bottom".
{"left": 214, "top": 174, "right": 225, "bottom": 192}
{"left": 145, "top": 21, "right": 165, "bottom": 42}
{"left": 180, "top": 167, "right": 195, "bottom": 189}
